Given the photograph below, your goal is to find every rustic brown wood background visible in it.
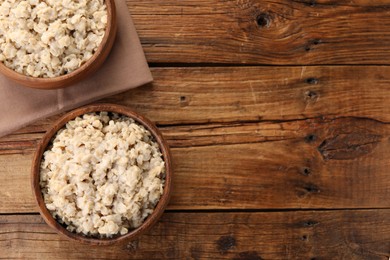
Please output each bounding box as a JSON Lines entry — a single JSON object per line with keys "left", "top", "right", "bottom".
{"left": 1, "top": 0, "right": 390, "bottom": 259}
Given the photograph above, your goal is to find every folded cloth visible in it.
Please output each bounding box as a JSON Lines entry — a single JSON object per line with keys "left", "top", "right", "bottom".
{"left": 0, "top": 0, "right": 153, "bottom": 138}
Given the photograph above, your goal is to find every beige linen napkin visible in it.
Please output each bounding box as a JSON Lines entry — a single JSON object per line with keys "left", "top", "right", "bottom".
{"left": 0, "top": 0, "right": 153, "bottom": 138}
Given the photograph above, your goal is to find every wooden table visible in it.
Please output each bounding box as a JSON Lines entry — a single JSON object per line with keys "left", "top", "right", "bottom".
{"left": 1, "top": 0, "right": 390, "bottom": 259}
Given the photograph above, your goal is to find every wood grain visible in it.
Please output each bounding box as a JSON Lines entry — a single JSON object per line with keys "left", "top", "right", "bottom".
{"left": 1, "top": 117, "right": 389, "bottom": 213}
{"left": 1, "top": 210, "right": 390, "bottom": 259}
{"left": 2, "top": 0, "right": 390, "bottom": 256}
{"left": 1, "top": 66, "right": 389, "bottom": 212}
{"left": 128, "top": 0, "right": 390, "bottom": 64}
{"left": 6, "top": 66, "right": 390, "bottom": 134}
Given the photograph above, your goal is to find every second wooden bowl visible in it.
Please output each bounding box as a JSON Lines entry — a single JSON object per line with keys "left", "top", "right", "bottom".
{"left": 31, "top": 104, "right": 172, "bottom": 245}
{"left": 0, "top": 0, "right": 117, "bottom": 89}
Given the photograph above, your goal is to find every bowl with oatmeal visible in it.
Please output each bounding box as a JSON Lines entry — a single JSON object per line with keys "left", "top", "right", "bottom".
{"left": 0, "top": 0, "right": 116, "bottom": 89}
{"left": 31, "top": 104, "right": 172, "bottom": 245}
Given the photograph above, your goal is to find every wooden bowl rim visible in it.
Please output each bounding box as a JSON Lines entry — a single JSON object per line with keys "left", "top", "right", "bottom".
{"left": 31, "top": 103, "right": 173, "bottom": 245}
{"left": 0, "top": 0, "right": 116, "bottom": 86}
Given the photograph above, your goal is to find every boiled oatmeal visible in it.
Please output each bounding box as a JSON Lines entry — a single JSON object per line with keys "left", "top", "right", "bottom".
{"left": 0, "top": 0, "right": 108, "bottom": 77}
{"left": 40, "top": 112, "right": 165, "bottom": 238}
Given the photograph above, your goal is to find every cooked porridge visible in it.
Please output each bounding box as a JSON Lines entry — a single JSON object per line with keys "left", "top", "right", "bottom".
{"left": 0, "top": 0, "right": 108, "bottom": 78}
{"left": 40, "top": 112, "right": 165, "bottom": 238}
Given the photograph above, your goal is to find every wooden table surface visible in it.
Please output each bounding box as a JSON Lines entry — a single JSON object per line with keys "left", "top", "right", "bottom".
{"left": 1, "top": 0, "right": 390, "bottom": 259}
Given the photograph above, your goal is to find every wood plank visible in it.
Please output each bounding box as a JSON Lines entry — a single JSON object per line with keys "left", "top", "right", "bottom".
{"left": 8, "top": 66, "right": 390, "bottom": 134}
{"left": 1, "top": 117, "right": 389, "bottom": 213}
{"left": 1, "top": 210, "right": 390, "bottom": 259}
{"left": 128, "top": 0, "right": 390, "bottom": 64}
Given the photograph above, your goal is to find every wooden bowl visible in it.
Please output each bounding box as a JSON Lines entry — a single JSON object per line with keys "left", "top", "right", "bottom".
{"left": 0, "top": 0, "right": 117, "bottom": 89}
{"left": 31, "top": 104, "right": 172, "bottom": 245}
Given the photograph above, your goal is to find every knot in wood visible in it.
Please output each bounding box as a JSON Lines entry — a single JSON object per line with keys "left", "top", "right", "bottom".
{"left": 256, "top": 13, "right": 271, "bottom": 28}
